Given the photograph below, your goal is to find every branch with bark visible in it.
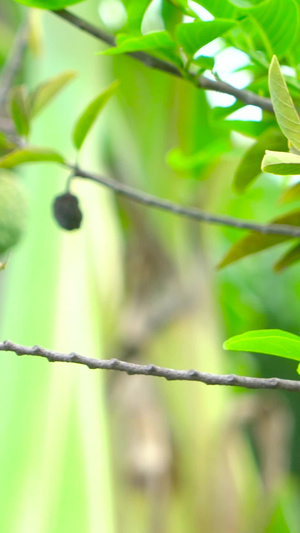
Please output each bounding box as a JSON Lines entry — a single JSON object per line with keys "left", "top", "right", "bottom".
{"left": 1, "top": 15, "right": 294, "bottom": 239}
{"left": 1, "top": 340, "right": 300, "bottom": 392}
{"left": 0, "top": 21, "right": 28, "bottom": 110}
{"left": 52, "top": 9, "right": 273, "bottom": 113}
{"left": 70, "top": 164, "right": 300, "bottom": 238}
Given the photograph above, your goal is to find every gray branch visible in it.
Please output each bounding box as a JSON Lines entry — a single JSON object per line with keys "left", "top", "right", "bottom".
{"left": 1, "top": 340, "right": 300, "bottom": 392}
{"left": 52, "top": 9, "right": 273, "bottom": 113}
{"left": 70, "top": 164, "right": 300, "bottom": 238}
{"left": 0, "top": 21, "right": 28, "bottom": 110}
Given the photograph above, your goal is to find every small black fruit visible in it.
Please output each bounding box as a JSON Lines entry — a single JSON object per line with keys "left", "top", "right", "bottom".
{"left": 53, "top": 192, "right": 83, "bottom": 231}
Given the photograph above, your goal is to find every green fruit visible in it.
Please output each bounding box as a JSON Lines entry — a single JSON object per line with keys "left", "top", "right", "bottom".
{"left": 0, "top": 174, "right": 27, "bottom": 255}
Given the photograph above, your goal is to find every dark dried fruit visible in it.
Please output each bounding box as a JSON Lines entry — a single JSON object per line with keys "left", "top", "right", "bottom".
{"left": 53, "top": 192, "right": 82, "bottom": 231}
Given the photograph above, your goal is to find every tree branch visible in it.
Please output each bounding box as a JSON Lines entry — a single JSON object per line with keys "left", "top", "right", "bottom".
{"left": 52, "top": 9, "right": 273, "bottom": 113}
{"left": 0, "top": 21, "right": 28, "bottom": 110}
{"left": 70, "top": 163, "right": 300, "bottom": 238}
{"left": 1, "top": 340, "right": 299, "bottom": 392}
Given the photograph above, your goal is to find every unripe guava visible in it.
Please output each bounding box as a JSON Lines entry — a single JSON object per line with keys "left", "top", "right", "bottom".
{"left": 53, "top": 192, "right": 83, "bottom": 231}
{"left": 0, "top": 173, "right": 27, "bottom": 255}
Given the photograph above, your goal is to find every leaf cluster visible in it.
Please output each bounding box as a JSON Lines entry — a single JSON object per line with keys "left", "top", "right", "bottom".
{"left": 0, "top": 73, "right": 118, "bottom": 168}
{"left": 221, "top": 57, "right": 300, "bottom": 272}
{"left": 7, "top": 0, "right": 300, "bottom": 373}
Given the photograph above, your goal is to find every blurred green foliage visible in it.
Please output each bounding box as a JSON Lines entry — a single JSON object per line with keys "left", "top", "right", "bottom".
{"left": 1, "top": 0, "right": 300, "bottom": 532}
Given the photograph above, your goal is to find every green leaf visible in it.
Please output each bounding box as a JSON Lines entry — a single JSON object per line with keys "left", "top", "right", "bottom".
{"left": 98, "top": 31, "right": 176, "bottom": 56}
{"left": 228, "top": 0, "right": 253, "bottom": 7}
{"left": 73, "top": 80, "right": 119, "bottom": 151}
{"left": 247, "top": 0, "right": 299, "bottom": 57}
{"left": 269, "top": 55, "right": 300, "bottom": 151}
{"left": 225, "top": 0, "right": 299, "bottom": 58}
{"left": 122, "top": 0, "right": 151, "bottom": 32}
{"left": 28, "top": 9, "right": 44, "bottom": 57}
{"left": 167, "top": 0, "right": 195, "bottom": 16}
{"left": 167, "top": 139, "right": 229, "bottom": 172}
{"left": 0, "top": 260, "right": 8, "bottom": 271}
{"left": 0, "top": 175, "right": 27, "bottom": 255}
{"left": 0, "top": 147, "right": 65, "bottom": 168}
{"left": 288, "top": 140, "right": 300, "bottom": 155}
{"left": 193, "top": 56, "right": 215, "bottom": 71}
{"left": 29, "top": 71, "right": 77, "bottom": 117}
{"left": 261, "top": 150, "right": 300, "bottom": 175}
{"left": 221, "top": 120, "right": 273, "bottom": 138}
{"left": 223, "top": 329, "right": 300, "bottom": 362}
{"left": 176, "top": 19, "right": 236, "bottom": 56}
{"left": 193, "top": 0, "right": 238, "bottom": 18}
{"left": 212, "top": 101, "right": 244, "bottom": 121}
{"left": 234, "top": 129, "right": 287, "bottom": 192}
{"left": 280, "top": 182, "right": 300, "bottom": 203}
{"left": 9, "top": 86, "right": 30, "bottom": 137}
{"left": 274, "top": 242, "right": 300, "bottom": 272}
{"left": 13, "top": 0, "right": 85, "bottom": 8}
{"left": 218, "top": 209, "right": 300, "bottom": 269}
{"left": 0, "top": 133, "right": 16, "bottom": 155}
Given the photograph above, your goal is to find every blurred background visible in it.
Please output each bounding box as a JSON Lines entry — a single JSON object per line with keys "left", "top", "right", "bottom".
{"left": 1, "top": 0, "right": 300, "bottom": 532}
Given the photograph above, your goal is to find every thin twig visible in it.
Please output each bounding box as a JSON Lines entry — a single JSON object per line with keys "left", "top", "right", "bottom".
{"left": 70, "top": 163, "right": 300, "bottom": 238}
{"left": 0, "top": 21, "right": 28, "bottom": 110}
{"left": 1, "top": 340, "right": 299, "bottom": 392}
{"left": 52, "top": 9, "right": 273, "bottom": 113}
